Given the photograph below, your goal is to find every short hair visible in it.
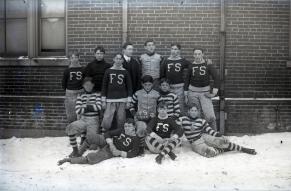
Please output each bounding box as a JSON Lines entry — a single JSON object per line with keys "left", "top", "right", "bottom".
{"left": 82, "top": 77, "right": 94, "bottom": 84}
{"left": 159, "top": 78, "right": 170, "bottom": 85}
{"left": 94, "top": 46, "right": 105, "bottom": 54}
{"left": 193, "top": 47, "right": 204, "bottom": 53}
{"left": 187, "top": 104, "right": 199, "bottom": 111}
{"left": 68, "top": 50, "right": 80, "bottom": 58}
{"left": 122, "top": 42, "right": 133, "bottom": 49}
{"left": 157, "top": 101, "right": 168, "bottom": 110}
{"left": 125, "top": 118, "right": 135, "bottom": 125}
{"left": 141, "top": 75, "right": 153, "bottom": 83}
{"left": 144, "top": 39, "right": 154, "bottom": 46}
{"left": 114, "top": 52, "right": 123, "bottom": 58}
{"left": 171, "top": 43, "right": 181, "bottom": 50}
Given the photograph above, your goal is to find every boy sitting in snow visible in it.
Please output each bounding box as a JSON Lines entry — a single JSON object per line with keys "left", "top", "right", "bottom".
{"left": 65, "top": 77, "right": 102, "bottom": 157}
{"left": 58, "top": 118, "right": 141, "bottom": 165}
{"left": 180, "top": 105, "right": 257, "bottom": 158}
{"left": 145, "top": 102, "right": 184, "bottom": 164}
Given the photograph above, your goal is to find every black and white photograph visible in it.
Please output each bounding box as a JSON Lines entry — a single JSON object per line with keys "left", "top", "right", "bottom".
{"left": 0, "top": 0, "right": 291, "bottom": 190}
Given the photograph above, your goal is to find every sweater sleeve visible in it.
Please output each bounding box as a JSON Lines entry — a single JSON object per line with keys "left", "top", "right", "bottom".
{"left": 184, "top": 65, "right": 191, "bottom": 91}
{"left": 170, "top": 118, "right": 184, "bottom": 137}
{"left": 125, "top": 71, "right": 133, "bottom": 100}
{"left": 62, "top": 69, "right": 69, "bottom": 90}
{"left": 85, "top": 94, "right": 102, "bottom": 112}
{"left": 75, "top": 94, "right": 84, "bottom": 115}
{"left": 202, "top": 120, "right": 221, "bottom": 137}
{"left": 101, "top": 70, "right": 109, "bottom": 101}
{"left": 104, "top": 127, "right": 123, "bottom": 139}
{"left": 130, "top": 92, "right": 138, "bottom": 112}
{"left": 124, "top": 137, "right": 141, "bottom": 158}
{"left": 146, "top": 117, "right": 157, "bottom": 134}
{"left": 160, "top": 59, "right": 167, "bottom": 79}
{"left": 208, "top": 64, "right": 220, "bottom": 89}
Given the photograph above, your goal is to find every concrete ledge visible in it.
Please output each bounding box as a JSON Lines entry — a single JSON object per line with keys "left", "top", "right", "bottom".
{"left": 0, "top": 128, "right": 66, "bottom": 139}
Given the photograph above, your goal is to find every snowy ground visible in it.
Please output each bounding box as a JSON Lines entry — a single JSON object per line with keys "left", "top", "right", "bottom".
{"left": 0, "top": 133, "right": 291, "bottom": 191}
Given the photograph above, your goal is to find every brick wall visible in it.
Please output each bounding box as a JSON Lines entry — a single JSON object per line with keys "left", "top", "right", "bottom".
{"left": 0, "top": 0, "right": 291, "bottom": 137}
{"left": 225, "top": 0, "right": 291, "bottom": 98}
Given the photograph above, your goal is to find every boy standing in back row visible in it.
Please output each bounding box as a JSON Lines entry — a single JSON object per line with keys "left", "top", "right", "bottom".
{"left": 184, "top": 48, "right": 220, "bottom": 130}
{"left": 101, "top": 53, "right": 133, "bottom": 132}
{"left": 140, "top": 39, "right": 164, "bottom": 90}
{"left": 161, "top": 43, "right": 190, "bottom": 113}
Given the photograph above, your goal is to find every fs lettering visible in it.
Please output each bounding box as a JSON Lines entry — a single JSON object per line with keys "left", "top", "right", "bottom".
{"left": 192, "top": 65, "right": 206, "bottom": 76}
{"left": 167, "top": 63, "right": 181, "bottom": 72}
{"left": 110, "top": 73, "right": 124, "bottom": 85}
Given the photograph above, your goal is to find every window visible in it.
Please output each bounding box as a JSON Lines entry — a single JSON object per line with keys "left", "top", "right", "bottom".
{"left": 39, "top": 0, "right": 66, "bottom": 56}
{"left": 0, "top": 0, "right": 28, "bottom": 57}
{"left": 0, "top": 0, "right": 66, "bottom": 58}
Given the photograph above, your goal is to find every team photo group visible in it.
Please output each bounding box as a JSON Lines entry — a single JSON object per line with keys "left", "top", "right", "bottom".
{"left": 58, "top": 39, "right": 257, "bottom": 166}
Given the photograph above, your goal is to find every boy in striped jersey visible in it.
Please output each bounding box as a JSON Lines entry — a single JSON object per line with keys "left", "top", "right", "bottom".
{"left": 65, "top": 77, "right": 102, "bottom": 158}
{"left": 58, "top": 118, "right": 141, "bottom": 165}
{"left": 180, "top": 105, "right": 257, "bottom": 158}
{"left": 158, "top": 78, "right": 181, "bottom": 118}
{"left": 145, "top": 102, "right": 184, "bottom": 164}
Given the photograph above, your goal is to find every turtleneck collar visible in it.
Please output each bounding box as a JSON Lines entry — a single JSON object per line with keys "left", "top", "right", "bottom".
{"left": 146, "top": 52, "right": 155, "bottom": 56}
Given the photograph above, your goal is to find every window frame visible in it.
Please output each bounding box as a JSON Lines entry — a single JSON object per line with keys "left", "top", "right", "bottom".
{"left": 0, "top": 0, "right": 67, "bottom": 59}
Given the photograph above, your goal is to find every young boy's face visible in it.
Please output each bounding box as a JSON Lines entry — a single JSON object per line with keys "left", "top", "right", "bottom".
{"left": 95, "top": 50, "right": 104, "bottom": 61}
{"left": 142, "top": 82, "right": 153, "bottom": 92}
{"left": 188, "top": 106, "right": 200, "bottom": 118}
{"left": 83, "top": 81, "right": 94, "bottom": 92}
{"left": 113, "top": 55, "right": 124, "bottom": 67}
{"left": 160, "top": 82, "right": 170, "bottom": 93}
{"left": 193, "top": 50, "right": 203, "bottom": 63}
{"left": 144, "top": 42, "right": 156, "bottom": 54}
{"left": 170, "top": 46, "right": 180, "bottom": 57}
{"left": 70, "top": 54, "right": 79, "bottom": 65}
{"left": 158, "top": 106, "right": 168, "bottom": 118}
{"left": 124, "top": 122, "right": 136, "bottom": 136}
{"left": 124, "top": 45, "right": 134, "bottom": 57}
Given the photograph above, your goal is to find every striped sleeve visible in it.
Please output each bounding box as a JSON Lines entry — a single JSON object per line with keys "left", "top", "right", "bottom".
{"left": 75, "top": 94, "right": 85, "bottom": 114}
{"left": 86, "top": 93, "right": 102, "bottom": 112}
{"left": 173, "top": 94, "right": 181, "bottom": 117}
{"left": 130, "top": 92, "right": 138, "bottom": 112}
{"left": 202, "top": 120, "right": 219, "bottom": 137}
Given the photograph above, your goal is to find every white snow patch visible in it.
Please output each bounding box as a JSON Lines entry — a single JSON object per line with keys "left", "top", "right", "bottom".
{"left": 0, "top": 133, "right": 291, "bottom": 191}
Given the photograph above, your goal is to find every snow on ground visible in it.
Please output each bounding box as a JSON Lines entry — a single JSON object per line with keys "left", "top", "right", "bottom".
{"left": 0, "top": 133, "right": 291, "bottom": 191}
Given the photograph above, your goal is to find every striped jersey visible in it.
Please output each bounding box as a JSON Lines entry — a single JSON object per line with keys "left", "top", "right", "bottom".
{"left": 180, "top": 116, "right": 221, "bottom": 142}
{"left": 75, "top": 92, "right": 102, "bottom": 116}
{"left": 157, "top": 92, "right": 180, "bottom": 118}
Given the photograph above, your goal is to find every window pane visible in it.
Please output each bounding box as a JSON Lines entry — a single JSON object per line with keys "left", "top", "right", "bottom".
{"left": 6, "top": 19, "right": 27, "bottom": 55}
{"left": 0, "top": 0, "right": 4, "bottom": 19}
{"left": 0, "top": 19, "right": 4, "bottom": 54}
{"left": 40, "top": 0, "right": 65, "bottom": 18}
{"left": 6, "top": 0, "right": 27, "bottom": 19}
{"left": 41, "top": 18, "right": 64, "bottom": 51}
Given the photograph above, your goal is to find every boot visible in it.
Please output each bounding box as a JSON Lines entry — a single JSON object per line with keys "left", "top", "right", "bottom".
{"left": 69, "top": 147, "right": 80, "bottom": 158}
{"left": 241, "top": 147, "right": 257, "bottom": 155}
{"left": 155, "top": 154, "right": 164, "bottom": 164}
{"left": 58, "top": 158, "right": 71, "bottom": 166}
{"left": 168, "top": 151, "right": 177, "bottom": 160}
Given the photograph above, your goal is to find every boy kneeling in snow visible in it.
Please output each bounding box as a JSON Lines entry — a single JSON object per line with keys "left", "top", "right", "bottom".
{"left": 180, "top": 105, "right": 257, "bottom": 158}
{"left": 145, "top": 102, "right": 184, "bottom": 164}
{"left": 58, "top": 118, "right": 141, "bottom": 165}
